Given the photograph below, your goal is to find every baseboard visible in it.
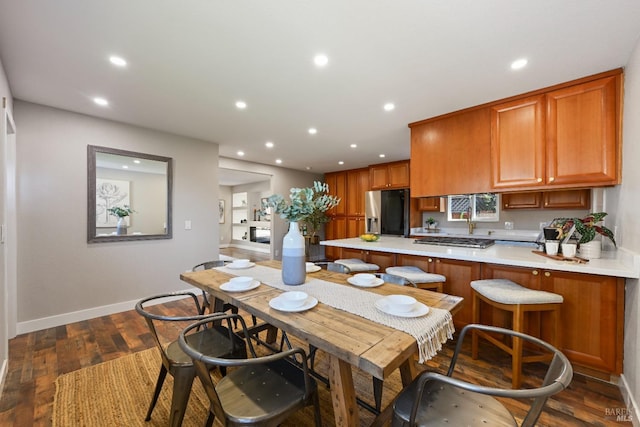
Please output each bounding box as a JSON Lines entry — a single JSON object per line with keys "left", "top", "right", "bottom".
{"left": 16, "top": 292, "right": 189, "bottom": 335}
{"left": 618, "top": 374, "right": 639, "bottom": 426}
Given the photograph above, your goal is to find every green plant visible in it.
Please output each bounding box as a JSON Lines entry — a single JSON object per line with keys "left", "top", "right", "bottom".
{"left": 572, "top": 212, "right": 616, "bottom": 246}
{"left": 425, "top": 217, "right": 436, "bottom": 228}
{"left": 107, "top": 205, "right": 135, "bottom": 218}
{"left": 262, "top": 181, "right": 340, "bottom": 225}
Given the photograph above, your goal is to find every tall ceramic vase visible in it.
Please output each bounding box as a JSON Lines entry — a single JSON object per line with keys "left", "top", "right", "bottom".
{"left": 282, "top": 221, "right": 306, "bottom": 285}
{"left": 116, "top": 217, "right": 128, "bottom": 235}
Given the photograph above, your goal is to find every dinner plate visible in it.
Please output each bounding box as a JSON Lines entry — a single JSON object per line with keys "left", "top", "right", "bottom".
{"left": 226, "top": 262, "right": 256, "bottom": 269}
{"left": 220, "top": 280, "right": 261, "bottom": 292}
{"left": 374, "top": 297, "right": 429, "bottom": 318}
{"left": 306, "top": 265, "right": 322, "bottom": 273}
{"left": 269, "top": 296, "right": 318, "bottom": 312}
{"left": 347, "top": 277, "right": 384, "bottom": 288}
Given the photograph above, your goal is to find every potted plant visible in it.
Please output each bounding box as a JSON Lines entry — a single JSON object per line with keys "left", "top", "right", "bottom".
{"left": 263, "top": 181, "right": 340, "bottom": 284}
{"left": 107, "top": 205, "right": 135, "bottom": 235}
{"left": 551, "top": 212, "right": 615, "bottom": 259}
{"left": 425, "top": 217, "right": 437, "bottom": 231}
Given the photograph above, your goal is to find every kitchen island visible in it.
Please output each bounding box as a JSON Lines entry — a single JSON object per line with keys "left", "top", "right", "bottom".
{"left": 321, "top": 236, "right": 639, "bottom": 380}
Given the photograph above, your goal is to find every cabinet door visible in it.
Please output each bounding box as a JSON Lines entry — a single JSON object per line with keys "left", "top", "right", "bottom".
{"left": 325, "top": 217, "right": 346, "bottom": 259}
{"left": 369, "top": 165, "right": 389, "bottom": 190}
{"left": 543, "top": 189, "right": 590, "bottom": 209}
{"left": 346, "top": 217, "right": 364, "bottom": 238}
{"left": 418, "top": 197, "right": 441, "bottom": 211}
{"left": 411, "top": 108, "right": 491, "bottom": 197}
{"left": 365, "top": 250, "right": 396, "bottom": 271}
{"left": 491, "top": 95, "right": 546, "bottom": 189}
{"left": 502, "top": 192, "right": 542, "bottom": 209}
{"left": 387, "top": 161, "right": 410, "bottom": 188}
{"left": 346, "top": 169, "right": 368, "bottom": 216}
{"left": 431, "top": 258, "right": 482, "bottom": 328}
{"left": 325, "top": 172, "right": 347, "bottom": 216}
{"left": 546, "top": 75, "right": 620, "bottom": 186}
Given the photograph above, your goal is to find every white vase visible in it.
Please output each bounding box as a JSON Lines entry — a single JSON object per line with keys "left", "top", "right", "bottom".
{"left": 282, "top": 221, "right": 306, "bottom": 285}
{"left": 116, "top": 217, "right": 128, "bottom": 235}
{"left": 579, "top": 240, "right": 601, "bottom": 259}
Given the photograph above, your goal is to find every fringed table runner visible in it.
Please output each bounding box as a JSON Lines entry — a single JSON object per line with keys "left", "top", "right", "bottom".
{"left": 217, "top": 264, "right": 455, "bottom": 363}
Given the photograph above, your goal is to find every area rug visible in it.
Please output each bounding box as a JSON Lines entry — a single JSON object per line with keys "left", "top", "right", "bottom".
{"left": 52, "top": 346, "right": 391, "bottom": 426}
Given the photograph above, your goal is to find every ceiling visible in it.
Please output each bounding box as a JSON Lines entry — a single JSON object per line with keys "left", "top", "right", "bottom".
{"left": 2, "top": 1, "right": 640, "bottom": 176}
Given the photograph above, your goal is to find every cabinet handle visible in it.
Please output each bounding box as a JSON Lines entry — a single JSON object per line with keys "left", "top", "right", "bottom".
{"left": 532, "top": 270, "right": 539, "bottom": 276}
{"left": 537, "top": 178, "right": 543, "bottom": 183}
{"left": 428, "top": 258, "right": 433, "bottom": 262}
{"left": 436, "top": 259, "right": 441, "bottom": 263}
{"left": 544, "top": 271, "right": 551, "bottom": 277}
{"left": 549, "top": 177, "right": 555, "bottom": 182}
{"left": 504, "top": 204, "right": 509, "bottom": 208}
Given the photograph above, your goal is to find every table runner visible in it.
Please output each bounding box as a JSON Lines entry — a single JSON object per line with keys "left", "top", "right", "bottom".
{"left": 217, "top": 264, "right": 455, "bottom": 363}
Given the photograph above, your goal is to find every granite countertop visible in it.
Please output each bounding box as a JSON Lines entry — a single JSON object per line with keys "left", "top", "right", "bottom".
{"left": 321, "top": 236, "right": 640, "bottom": 279}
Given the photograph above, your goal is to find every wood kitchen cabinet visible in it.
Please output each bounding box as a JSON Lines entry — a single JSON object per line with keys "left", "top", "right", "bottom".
{"left": 491, "top": 71, "right": 621, "bottom": 191}
{"left": 369, "top": 160, "right": 410, "bottom": 190}
{"left": 502, "top": 189, "right": 590, "bottom": 209}
{"left": 395, "top": 254, "right": 481, "bottom": 328}
{"left": 340, "top": 247, "right": 396, "bottom": 271}
{"left": 417, "top": 197, "right": 441, "bottom": 211}
{"left": 346, "top": 168, "right": 369, "bottom": 216}
{"left": 325, "top": 171, "right": 347, "bottom": 216}
{"left": 410, "top": 107, "right": 491, "bottom": 197}
{"left": 481, "top": 263, "right": 624, "bottom": 377}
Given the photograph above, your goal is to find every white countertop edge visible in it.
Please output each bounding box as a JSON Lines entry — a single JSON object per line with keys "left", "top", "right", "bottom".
{"left": 321, "top": 237, "right": 640, "bottom": 279}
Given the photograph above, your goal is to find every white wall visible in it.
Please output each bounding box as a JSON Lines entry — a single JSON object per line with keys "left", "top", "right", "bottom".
{"left": 13, "top": 101, "right": 220, "bottom": 332}
{"left": 0, "top": 54, "right": 14, "bottom": 396}
{"left": 608, "top": 36, "right": 640, "bottom": 422}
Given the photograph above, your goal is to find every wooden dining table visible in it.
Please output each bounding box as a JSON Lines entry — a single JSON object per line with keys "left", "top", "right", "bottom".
{"left": 180, "top": 260, "right": 463, "bottom": 427}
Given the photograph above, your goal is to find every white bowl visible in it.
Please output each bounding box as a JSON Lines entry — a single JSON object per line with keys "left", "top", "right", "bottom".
{"left": 306, "top": 262, "right": 316, "bottom": 268}
{"left": 229, "top": 276, "right": 253, "bottom": 289}
{"left": 280, "top": 291, "right": 308, "bottom": 309}
{"left": 353, "top": 273, "right": 376, "bottom": 285}
{"left": 386, "top": 295, "right": 417, "bottom": 313}
{"left": 231, "top": 258, "right": 250, "bottom": 268}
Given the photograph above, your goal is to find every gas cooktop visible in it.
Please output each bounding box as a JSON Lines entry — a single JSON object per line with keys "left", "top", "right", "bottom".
{"left": 414, "top": 236, "right": 495, "bottom": 249}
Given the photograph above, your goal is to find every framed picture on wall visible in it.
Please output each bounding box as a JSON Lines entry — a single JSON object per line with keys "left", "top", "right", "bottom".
{"left": 96, "top": 178, "right": 130, "bottom": 227}
{"left": 219, "top": 199, "right": 225, "bottom": 223}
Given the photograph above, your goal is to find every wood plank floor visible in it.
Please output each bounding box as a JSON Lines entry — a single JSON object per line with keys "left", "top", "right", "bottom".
{"left": 0, "top": 247, "right": 631, "bottom": 426}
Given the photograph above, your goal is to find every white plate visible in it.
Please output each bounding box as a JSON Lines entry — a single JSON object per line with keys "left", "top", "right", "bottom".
{"left": 306, "top": 265, "right": 322, "bottom": 273}
{"left": 226, "top": 262, "right": 256, "bottom": 269}
{"left": 374, "top": 297, "right": 430, "bottom": 318}
{"left": 269, "top": 296, "right": 318, "bottom": 312}
{"left": 220, "top": 280, "right": 261, "bottom": 292}
{"left": 347, "top": 277, "right": 384, "bottom": 288}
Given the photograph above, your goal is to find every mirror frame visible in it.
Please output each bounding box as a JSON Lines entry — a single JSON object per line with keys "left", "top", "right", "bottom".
{"left": 87, "top": 145, "right": 173, "bottom": 243}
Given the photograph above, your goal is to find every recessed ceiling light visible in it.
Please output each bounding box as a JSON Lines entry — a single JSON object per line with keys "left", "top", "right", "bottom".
{"left": 109, "top": 55, "right": 127, "bottom": 67}
{"left": 265, "top": 141, "right": 274, "bottom": 148}
{"left": 511, "top": 58, "right": 528, "bottom": 70}
{"left": 383, "top": 103, "right": 395, "bottom": 111}
{"left": 338, "top": 161, "right": 344, "bottom": 165}
{"left": 305, "top": 166, "right": 312, "bottom": 170}
{"left": 275, "top": 159, "right": 282, "bottom": 164}
{"left": 350, "top": 144, "right": 357, "bottom": 148}
{"left": 133, "top": 159, "right": 141, "bottom": 164}
{"left": 379, "top": 154, "right": 386, "bottom": 158}
{"left": 93, "top": 97, "right": 109, "bottom": 106}
{"left": 314, "top": 54, "right": 329, "bottom": 67}
{"left": 235, "top": 101, "right": 247, "bottom": 109}
{"left": 308, "top": 128, "right": 317, "bottom": 135}
{"left": 237, "top": 151, "right": 245, "bottom": 156}
{"left": 122, "top": 165, "right": 129, "bottom": 169}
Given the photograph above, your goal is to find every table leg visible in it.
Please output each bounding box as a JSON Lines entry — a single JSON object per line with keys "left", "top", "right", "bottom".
{"left": 399, "top": 357, "right": 417, "bottom": 387}
{"left": 328, "top": 355, "right": 359, "bottom": 427}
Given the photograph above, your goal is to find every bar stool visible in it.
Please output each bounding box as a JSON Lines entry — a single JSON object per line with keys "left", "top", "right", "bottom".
{"left": 385, "top": 266, "right": 445, "bottom": 292}
{"left": 470, "top": 278, "right": 563, "bottom": 388}
{"left": 335, "top": 258, "right": 379, "bottom": 273}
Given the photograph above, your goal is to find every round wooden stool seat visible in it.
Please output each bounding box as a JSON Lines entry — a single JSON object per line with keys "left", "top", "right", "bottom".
{"left": 470, "top": 278, "right": 563, "bottom": 388}
{"left": 386, "top": 266, "right": 445, "bottom": 292}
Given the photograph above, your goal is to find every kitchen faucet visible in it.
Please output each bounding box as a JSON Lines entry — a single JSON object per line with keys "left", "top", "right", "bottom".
{"left": 465, "top": 207, "right": 475, "bottom": 234}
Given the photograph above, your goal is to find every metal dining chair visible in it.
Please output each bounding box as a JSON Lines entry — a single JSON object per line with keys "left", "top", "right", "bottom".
{"left": 192, "top": 260, "right": 234, "bottom": 315}
{"left": 179, "top": 313, "right": 322, "bottom": 427}
{"left": 135, "top": 291, "right": 247, "bottom": 427}
{"left": 392, "top": 324, "right": 573, "bottom": 426}
{"left": 314, "top": 261, "right": 352, "bottom": 274}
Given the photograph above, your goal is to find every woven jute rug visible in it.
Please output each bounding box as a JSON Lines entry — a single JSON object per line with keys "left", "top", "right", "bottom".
{"left": 53, "top": 345, "right": 397, "bottom": 426}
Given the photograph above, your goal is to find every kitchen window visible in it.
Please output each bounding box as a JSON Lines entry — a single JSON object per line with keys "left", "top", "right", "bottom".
{"left": 447, "top": 193, "right": 500, "bottom": 222}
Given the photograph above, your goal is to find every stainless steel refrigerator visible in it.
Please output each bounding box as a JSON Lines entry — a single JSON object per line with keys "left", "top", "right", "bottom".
{"left": 364, "top": 189, "right": 410, "bottom": 236}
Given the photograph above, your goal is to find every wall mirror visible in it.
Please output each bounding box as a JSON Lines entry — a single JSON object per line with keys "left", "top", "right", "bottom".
{"left": 88, "top": 145, "right": 173, "bottom": 243}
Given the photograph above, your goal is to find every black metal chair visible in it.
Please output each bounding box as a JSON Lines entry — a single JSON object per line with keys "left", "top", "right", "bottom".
{"left": 179, "top": 313, "right": 322, "bottom": 427}
{"left": 135, "top": 291, "right": 247, "bottom": 427}
{"left": 192, "top": 260, "right": 235, "bottom": 315}
{"left": 392, "top": 324, "right": 573, "bottom": 427}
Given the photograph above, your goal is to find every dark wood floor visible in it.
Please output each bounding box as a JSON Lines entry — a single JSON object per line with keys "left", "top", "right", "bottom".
{"left": 0, "top": 247, "right": 631, "bottom": 426}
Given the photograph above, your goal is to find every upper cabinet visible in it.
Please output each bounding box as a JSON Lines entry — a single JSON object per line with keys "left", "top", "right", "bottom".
{"left": 491, "top": 72, "right": 621, "bottom": 191}
{"left": 502, "top": 189, "right": 591, "bottom": 210}
{"left": 410, "top": 107, "right": 491, "bottom": 197}
{"left": 346, "top": 168, "right": 369, "bottom": 216}
{"left": 325, "top": 171, "right": 347, "bottom": 217}
{"left": 369, "top": 160, "right": 410, "bottom": 190}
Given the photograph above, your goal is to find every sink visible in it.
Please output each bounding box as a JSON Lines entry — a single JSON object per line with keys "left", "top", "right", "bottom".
{"left": 414, "top": 236, "right": 495, "bottom": 249}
